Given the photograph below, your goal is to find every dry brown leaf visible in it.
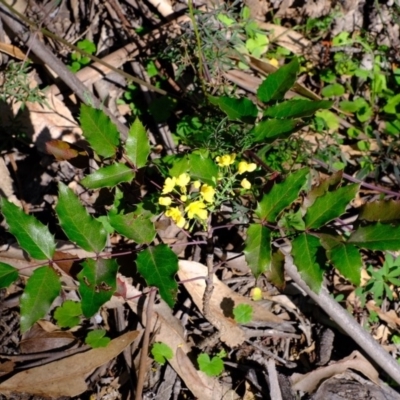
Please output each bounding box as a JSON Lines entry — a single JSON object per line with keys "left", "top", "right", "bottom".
{"left": 0, "top": 330, "right": 139, "bottom": 398}
{"left": 291, "top": 351, "right": 380, "bottom": 393}
{"left": 0, "top": 42, "right": 26, "bottom": 60}
{"left": 367, "top": 302, "right": 400, "bottom": 329}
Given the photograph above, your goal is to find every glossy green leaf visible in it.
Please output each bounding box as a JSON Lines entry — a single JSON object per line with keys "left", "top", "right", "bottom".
{"left": 256, "top": 57, "right": 299, "bottom": 103}
{"left": 56, "top": 182, "right": 107, "bottom": 253}
{"left": 78, "top": 258, "right": 118, "bottom": 317}
{"left": 136, "top": 245, "right": 178, "bottom": 308}
{"left": 85, "top": 329, "right": 111, "bottom": 348}
{"left": 188, "top": 153, "right": 218, "bottom": 186}
{"left": 20, "top": 266, "right": 61, "bottom": 333}
{"left": 256, "top": 168, "right": 309, "bottom": 222}
{"left": 321, "top": 83, "right": 345, "bottom": 97}
{"left": 208, "top": 96, "right": 258, "bottom": 123}
{"left": 81, "top": 163, "right": 135, "bottom": 189}
{"left": 125, "top": 118, "right": 151, "bottom": 168}
{"left": 243, "top": 224, "right": 271, "bottom": 277}
{"left": 348, "top": 223, "right": 400, "bottom": 251}
{"left": 327, "top": 243, "right": 362, "bottom": 285}
{"left": 80, "top": 104, "right": 119, "bottom": 158}
{"left": 54, "top": 300, "right": 82, "bottom": 328}
{"left": 197, "top": 354, "right": 224, "bottom": 377}
{"left": 0, "top": 262, "right": 18, "bottom": 288}
{"left": 304, "top": 184, "right": 359, "bottom": 229}
{"left": 233, "top": 304, "right": 253, "bottom": 324}
{"left": 1, "top": 198, "right": 55, "bottom": 260}
{"left": 253, "top": 119, "right": 301, "bottom": 142}
{"left": 359, "top": 200, "right": 400, "bottom": 222}
{"left": 151, "top": 342, "right": 174, "bottom": 365}
{"left": 265, "top": 249, "right": 285, "bottom": 289}
{"left": 263, "top": 100, "right": 332, "bottom": 119}
{"left": 291, "top": 233, "right": 324, "bottom": 292}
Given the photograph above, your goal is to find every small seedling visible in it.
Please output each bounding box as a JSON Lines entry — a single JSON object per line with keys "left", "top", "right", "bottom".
{"left": 151, "top": 342, "right": 173, "bottom": 365}
{"left": 85, "top": 329, "right": 111, "bottom": 348}
{"left": 197, "top": 353, "right": 224, "bottom": 377}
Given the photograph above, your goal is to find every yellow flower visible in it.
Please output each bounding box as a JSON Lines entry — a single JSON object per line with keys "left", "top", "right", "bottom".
{"left": 200, "top": 184, "right": 215, "bottom": 203}
{"left": 176, "top": 173, "right": 190, "bottom": 187}
{"left": 159, "top": 196, "right": 172, "bottom": 206}
{"left": 192, "top": 180, "right": 201, "bottom": 189}
{"left": 165, "top": 207, "right": 186, "bottom": 228}
{"left": 238, "top": 161, "right": 257, "bottom": 174}
{"left": 162, "top": 177, "right": 176, "bottom": 194}
{"left": 180, "top": 195, "right": 188, "bottom": 202}
{"left": 185, "top": 201, "right": 208, "bottom": 220}
{"left": 216, "top": 153, "right": 236, "bottom": 167}
{"left": 241, "top": 178, "right": 251, "bottom": 189}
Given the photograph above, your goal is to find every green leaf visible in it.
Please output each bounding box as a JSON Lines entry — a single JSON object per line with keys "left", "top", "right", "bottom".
{"left": 85, "top": 329, "right": 111, "bottom": 348}
{"left": 20, "top": 266, "right": 61, "bottom": 333}
{"left": 244, "top": 224, "right": 271, "bottom": 277}
{"left": 125, "top": 118, "right": 151, "bottom": 168}
{"left": 136, "top": 245, "right": 178, "bottom": 308}
{"left": 108, "top": 212, "right": 156, "bottom": 244}
{"left": 188, "top": 153, "right": 218, "bottom": 186}
{"left": 208, "top": 96, "right": 258, "bottom": 123}
{"left": 291, "top": 233, "right": 325, "bottom": 292}
{"left": 78, "top": 258, "right": 118, "bottom": 318}
{"left": 1, "top": 198, "right": 55, "bottom": 260}
{"left": 263, "top": 100, "right": 332, "bottom": 119}
{"left": 339, "top": 100, "right": 362, "bottom": 113}
{"left": 256, "top": 168, "right": 309, "bottom": 222}
{"left": 327, "top": 243, "right": 362, "bottom": 285}
{"left": 197, "top": 353, "right": 224, "bottom": 377}
{"left": 233, "top": 304, "right": 253, "bottom": 324}
{"left": 79, "top": 104, "right": 120, "bottom": 158}
{"left": 321, "top": 83, "right": 345, "bottom": 97}
{"left": 81, "top": 163, "right": 135, "bottom": 189}
{"left": 54, "top": 300, "right": 82, "bottom": 328}
{"left": 359, "top": 200, "right": 400, "bottom": 222}
{"left": 304, "top": 184, "right": 359, "bottom": 229}
{"left": 0, "top": 262, "right": 18, "bottom": 288}
{"left": 256, "top": 57, "right": 299, "bottom": 103}
{"left": 253, "top": 119, "right": 301, "bottom": 142}
{"left": 315, "top": 110, "right": 339, "bottom": 131}
{"left": 348, "top": 223, "right": 400, "bottom": 251}
{"left": 151, "top": 342, "right": 174, "bottom": 365}
{"left": 265, "top": 249, "right": 285, "bottom": 289}
{"left": 56, "top": 182, "right": 107, "bottom": 253}
{"left": 77, "top": 39, "right": 96, "bottom": 54}
{"left": 246, "top": 33, "right": 268, "bottom": 58}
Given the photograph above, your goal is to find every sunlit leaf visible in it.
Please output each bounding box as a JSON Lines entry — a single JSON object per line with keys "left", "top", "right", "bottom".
{"left": 233, "top": 304, "right": 253, "bottom": 324}
{"left": 54, "top": 300, "right": 82, "bottom": 328}
{"left": 253, "top": 119, "right": 301, "bottom": 142}
{"left": 263, "top": 99, "right": 332, "bottom": 119}
{"left": 197, "top": 353, "right": 224, "bottom": 377}
{"left": 327, "top": 243, "right": 362, "bottom": 285}
{"left": 151, "top": 342, "right": 173, "bottom": 365}
{"left": 348, "top": 223, "right": 400, "bottom": 251}
{"left": 188, "top": 153, "right": 218, "bottom": 186}
{"left": 359, "top": 200, "right": 400, "bottom": 222}
{"left": 209, "top": 96, "right": 258, "bottom": 123}
{"left": 85, "top": 329, "right": 110, "bottom": 348}
{"left": 81, "top": 163, "right": 135, "bottom": 189}
{"left": 0, "top": 262, "right": 18, "bottom": 288}
{"left": 125, "top": 118, "right": 151, "bottom": 168}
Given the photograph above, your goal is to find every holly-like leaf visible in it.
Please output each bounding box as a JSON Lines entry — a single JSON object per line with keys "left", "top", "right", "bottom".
{"left": 208, "top": 96, "right": 258, "bottom": 123}
{"left": 197, "top": 354, "right": 224, "bottom": 377}
{"left": 0, "top": 262, "right": 18, "bottom": 288}
{"left": 136, "top": 245, "right": 178, "bottom": 308}
{"left": 291, "top": 233, "right": 325, "bottom": 292}
{"left": 80, "top": 163, "right": 135, "bottom": 189}
{"left": 233, "top": 304, "right": 253, "bottom": 324}
{"left": 244, "top": 224, "right": 271, "bottom": 277}
{"left": 1, "top": 198, "right": 55, "bottom": 260}
{"left": 256, "top": 57, "right": 299, "bottom": 103}
{"left": 327, "top": 243, "right": 362, "bottom": 285}
{"left": 20, "top": 266, "right": 61, "bottom": 333}
{"left": 79, "top": 104, "right": 119, "bottom": 158}
{"left": 359, "top": 200, "right": 400, "bottom": 222}
{"left": 265, "top": 249, "right": 285, "bottom": 289}
{"left": 125, "top": 118, "right": 151, "bottom": 168}
{"left": 253, "top": 119, "right": 301, "bottom": 142}
{"left": 85, "top": 329, "right": 111, "bottom": 348}
{"left": 151, "top": 342, "right": 174, "bottom": 365}
{"left": 263, "top": 99, "right": 333, "bottom": 119}
{"left": 77, "top": 258, "right": 118, "bottom": 318}
{"left": 55, "top": 182, "right": 107, "bottom": 253}
{"left": 256, "top": 168, "right": 309, "bottom": 222}
{"left": 188, "top": 153, "right": 218, "bottom": 186}
{"left": 304, "top": 184, "right": 359, "bottom": 229}
{"left": 348, "top": 223, "right": 400, "bottom": 251}
{"left": 54, "top": 300, "right": 82, "bottom": 328}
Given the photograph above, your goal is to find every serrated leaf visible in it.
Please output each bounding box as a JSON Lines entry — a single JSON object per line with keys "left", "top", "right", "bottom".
{"left": 327, "top": 243, "right": 362, "bottom": 285}
{"left": 265, "top": 249, "right": 285, "bottom": 289}
{"left": 78, "top": 258, "right": 118, "bottom": 318}
{"left": 188, "top": 153, "right": 218, "bottom": 186}
{"left": 291, "top": 233, "right": 325, "bottom": 292}
{"left": 359, "top": 200, "right": 400, "bottom": 222}
{"left": 151, "top": 342, "right": 174, "bottom": 365}
{"left": 125, "top": 118, "right": 151, "bottom": 168}
{"left": 253, "top": 119, "right": 301, "bottom": 142}
{"left": 54, "top": 300, "right": 82, "bottom": 328}
{"left": 136, "top": 245, "right": 178, "bottom": 307}
{"left": 256, "top": 57, "right": 299, "bottom": 103}
{"left": 1, "top": 198, "right": 55, "bottom": 260}
{"left": 233, "top": 304, "right": 253, "bottom": 324}
{"left": 85, "top": 329, "right": 110, "bottom": 348}
{"left": 304, "top": 184, "right": 359, "bottom": 229}
{"left": 256, "top": 168, "right": 309, "bottom": 222}
{"left": 56, "top": 183, "right": 107, "bottom": 253}
{"left": 108, "top": 212, "right": 156, "bottom": 244}
{"left": 263, "top": 99, "right": 333, "bottom": 119}
{"left": 80, "top": 163, "right": 135, "bottom": 189}
{"left": 348, "top": 223, "right": 400, "bottom": 251}
{"left": 20, "top": 266, "right": 61, "bottom": 333}
{"left": 208, "top": 96, "right": 258, "bottom": 123}
{"left": 197, "top": 354, "right": 224, "bottom": 377}
{"left": 79, "top": 104, "right": 120, "bottom": 158}
{"left": 0, "top": 262, "right": 18, "bottom": 288}
{"left": 244, "top": 224, "right": 271, "bottom": 277}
